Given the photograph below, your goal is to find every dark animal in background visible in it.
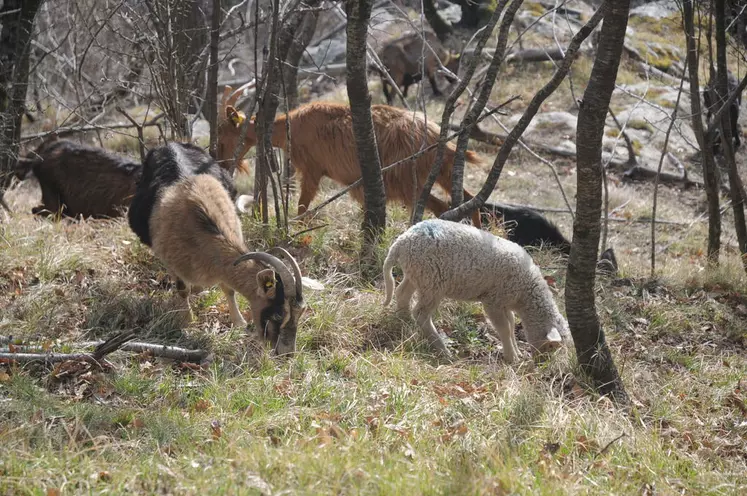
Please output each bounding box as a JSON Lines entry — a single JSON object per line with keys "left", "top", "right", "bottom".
{"left": 703, "top": 70, "right": 742, "bottom": 155}
{"left": 480, "top": 202, "right": 619, "bottom": 275}
{"left": 128, "top": 142, "right": 316, "bottom": 355}
{"left": 14, "top": 137, "right": 142, "bottom": 219}
{"left": 369, "top": 31, "right": 460, "bottom": 105}
{"left": 127, "top": 142, "right": 237, "bottom": 247}
{"left": 480, "top": 202, "right": 572, "bottom": 255}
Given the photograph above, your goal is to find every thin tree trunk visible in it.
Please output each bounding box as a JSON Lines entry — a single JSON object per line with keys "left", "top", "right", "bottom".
{"left": 345, "top": 0, "right": 386, "bottom": 267}
{"left": 207, "top": 0, "right": 222, "bottom": 157}
{"left": 715, "top": 0, "right": 747, "bottom": 270}
{"left": 412, "top": 0, "right": 507, "bottom": 225}
{"left": 281, "top": 10, "right": 319, "bottom": 180}
{"left": 421, "top": 0, "right": 453, "bottom": 42}
{"left": 441, "top": 4, "right": 605, "bottom": 222}
{"left": 255, "top": 0, "right": 319, "bottom": 224}
{"left": 683, "top": 0, "right": 721, "bottom": 260}
{"left": 0, "top": 0, "right": 44, "bottom": 189}
{"left": 283, "top": 11, "right": 319, "bottom": 112}
{"left": 450, "top": 0, "right": 522, "bottom": 207}
{"left": 565, "top": 0, "right": 629, "bottom": 404}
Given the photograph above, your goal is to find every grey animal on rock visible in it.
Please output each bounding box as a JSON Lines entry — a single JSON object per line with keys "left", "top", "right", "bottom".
{"left": 383, "top": 219, "right": 570, "bottom": 362}
{"left": 369, "top": 31, "right": 460, "bottom": 105}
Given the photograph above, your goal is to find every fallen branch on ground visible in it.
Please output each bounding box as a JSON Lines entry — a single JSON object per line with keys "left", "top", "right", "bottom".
{"left": 79, "top": 341, "right": 209, "bottom": 363}
{"left": 0, "top": 330, "right": 136, "bottom": 365}
{"left": 621, "top": 165, "right": 701, "bottom": 188}
{"left": 448, "top": 122, "right": 631, "bottom": 168}
{"left": 0, "top": 334, "right": 208, "bottom": 364}
{"left": 505, "top": 47, "right": 568, "bottom": 63}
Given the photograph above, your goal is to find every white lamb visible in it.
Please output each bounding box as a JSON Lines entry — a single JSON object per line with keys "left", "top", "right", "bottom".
{"left": 383, "top": 219, "right": 571, "bottom": 362}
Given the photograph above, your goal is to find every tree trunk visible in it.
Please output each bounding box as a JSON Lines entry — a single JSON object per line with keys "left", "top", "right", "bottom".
{"left": 282, "top": 11, "right": 320, "bottom": 113}
{"left": 715, "top": 0, "right": 747, "bottom": 271}
{"left": 565, "top": 0, "right": 629, "bottom": 404}
{"left": 450, "top": 0, "right": 522, "bottom": 207}
{"left": 281, "top": 9, "right": 319, "bottom": 180}
{"left": 422, "top": 0, "right": 453, "bottom": 42}
{"left": 207, "top": 0, "right": 222, "bottom": 157}
{"left": 0, "top": 0, "right": 44, "bottom": 189}
{"left": 255, "top": 0, "right": 322, "bottom": 223}
{"left": 683, "top": 0, "right": 721, "bottom": 259}
{"left": 345, "top": 0, "right": 386, "bottom": 267}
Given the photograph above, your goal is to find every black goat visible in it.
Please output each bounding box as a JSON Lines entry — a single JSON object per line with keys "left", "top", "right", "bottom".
{"left": 127, "top": 142, "right": 237, "bottom": 247}
{"left": 480, "top": 202, "right": 572, "bottom": 254}
{"left": 480, "top": 202, "right": 619, "bottom": 275}
{"left": 703, "top": 70, "right": 742, "bottom": 155}
{"left": 15, "top": 138, "right": 142, "bottom": 219}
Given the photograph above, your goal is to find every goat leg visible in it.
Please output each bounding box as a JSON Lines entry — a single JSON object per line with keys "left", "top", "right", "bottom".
{"left": 221, "top": 284, "right": 247, "bottom": 328}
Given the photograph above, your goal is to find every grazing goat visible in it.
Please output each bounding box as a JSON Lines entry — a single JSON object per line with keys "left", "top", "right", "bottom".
{"left": 383, "top": 219, "right": 570, "bottom": 362}
{"left": 369, "top": 31, "right": 460, "bottom": 105}
{"left": 480, "top": 202, "right": 620, "bottom": 275}
{"left": 14, "top": 137, "right": 141, "bottom": 218}
{"left": 129, "top": 142, "right": 315, "bottom": 355}
{"left": 218, "top": 98, "right": 483, "bottom": 226}
{"left": 703, "top": 70, "right": 742, "bottom": 155}
{"left": 480, "top": 202, "right": 571, "bottom": 254}
{"left": 128, "top": 142, "right": 237, "bottom": 247}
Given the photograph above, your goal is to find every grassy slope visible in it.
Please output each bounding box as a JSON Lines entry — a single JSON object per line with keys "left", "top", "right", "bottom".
{"left": 2, "top": 6, "right": 747, "bottom": 496}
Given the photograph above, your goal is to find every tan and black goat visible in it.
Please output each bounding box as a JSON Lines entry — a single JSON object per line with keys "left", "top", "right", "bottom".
{"left": 128, "top": 142, "right": 320, "bottom": 355}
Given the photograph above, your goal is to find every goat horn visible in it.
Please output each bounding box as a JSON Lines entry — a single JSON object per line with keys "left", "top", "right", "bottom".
{"left": 226, "top": 79, "right": 257, "bottom": 108}
{"left": 266, "top": 247, "right": 303, "bottom": 301}
{"left": 233, "top": 251, "right": 296, "bottom": 301}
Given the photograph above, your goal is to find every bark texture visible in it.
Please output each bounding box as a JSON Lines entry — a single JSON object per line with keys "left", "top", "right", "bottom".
{"left": 684, "top": 0, "right": 721, "bottom": 259}
{"left": 715, "top": 0, "right": 747, "bottom": 270}
{"left": 566, "top": 0, "right": 629, "bottom": 404}
{"left": 0, "top": 0, "right": 44, "bottom": 189}
{"left": 344, "top": 0, "right": 386, "bottom": 264}
{"left": 207, "top": 0, "right": 222, "bottom": 157}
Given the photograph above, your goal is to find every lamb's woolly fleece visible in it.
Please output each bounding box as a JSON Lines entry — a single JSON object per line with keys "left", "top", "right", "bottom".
{"left": 384, "top": 219, "right": 570, "bottom": 352}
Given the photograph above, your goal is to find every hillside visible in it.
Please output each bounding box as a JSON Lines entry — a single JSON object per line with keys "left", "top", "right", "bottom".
{"left": 1, "top": 1, "right": 746, "bottom": 494}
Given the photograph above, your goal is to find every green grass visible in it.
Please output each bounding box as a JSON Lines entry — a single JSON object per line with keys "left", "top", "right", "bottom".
{"left": 2, "top": 5, "right": 747, "bottom": 495}
{"left": 2, "top": 180, "right": 746, "bottom": 495}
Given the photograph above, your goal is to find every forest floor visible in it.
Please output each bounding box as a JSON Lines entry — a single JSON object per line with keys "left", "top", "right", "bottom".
{"left": 2, "top": 2, "right": 747, "bottom": 495}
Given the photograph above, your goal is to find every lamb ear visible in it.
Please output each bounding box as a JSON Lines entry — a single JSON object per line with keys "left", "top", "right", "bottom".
{"left": 546, "top": 327, "right": 562, "bottom": 343}
{"left": 301, "top": 277, "right": 324, "bottom": 291}
{"left": 256, "top": 269, "right": 277, "bottom": 298}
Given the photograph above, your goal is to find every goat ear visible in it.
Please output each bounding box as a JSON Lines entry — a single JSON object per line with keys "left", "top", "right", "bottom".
{"left": 256, "top": 269, "right": 277, "bottom": 298}
{"left": 226, "top": 106, "right": 246, "bottom": 128}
